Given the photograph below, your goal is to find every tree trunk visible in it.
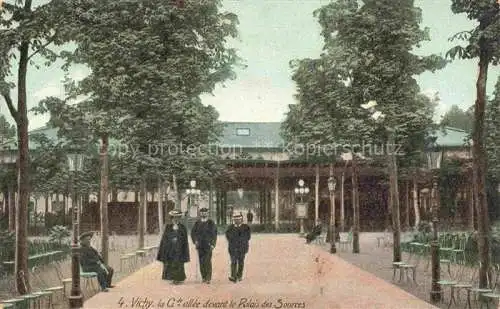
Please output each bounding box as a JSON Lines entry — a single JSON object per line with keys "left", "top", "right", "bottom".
{"left": 8, "top": 186, "right": 14, "bottom": 232}
{"left": 352, "top": 157, "right": 360, "bottom": 253}
{"left": 99, "top": 134, "right": 109, "bottom": 264}
{"left": 474, "top": 39, "right": 491, "bottom": 289}
{"left": 469, "top": 182, "right": 475, "bottom": 231}
{"left": 388, "top": 131, "right": 401, "bottom": 263}
{"left": 173, "top": 174, "right": 180, "bottom": 211}
{"left": 412, "top": 174, "right": 420, "bottom": 229}
{"left": 63, "top": 194, "right": 67, "bottom": 226}
{"left": 111, "top": 188, "right": 118, "bottom": 203}
{"left": 14, "top": 3, "right": 32, "bottom": 292}
{"left": 340, "top": 171, "right": 345, "bottom": 232}
{"left": 44, "top": 195, "right": 49, "bottom": 228}
{"left": 158, "top": 178, "right": 164, "bottom": 235}
{"left": 405, "top": 181, "right": 410, "bottom": 230}
{"left": 138, "top": 177, "right": 146, "bottom": 249}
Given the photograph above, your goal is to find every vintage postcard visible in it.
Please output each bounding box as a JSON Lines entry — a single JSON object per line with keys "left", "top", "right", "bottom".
{"left": 0, "top": 0, "right": 498, "bottom": 309}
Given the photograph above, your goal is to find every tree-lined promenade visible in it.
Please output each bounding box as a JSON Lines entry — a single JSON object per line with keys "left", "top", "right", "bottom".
{"left": 0, "top": 0, "right": 499, "bottom": 307}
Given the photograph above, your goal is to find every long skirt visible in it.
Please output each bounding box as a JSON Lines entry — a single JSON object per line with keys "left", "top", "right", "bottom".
{"left": 162, "top": 261, "right": 186, "bottom": 281}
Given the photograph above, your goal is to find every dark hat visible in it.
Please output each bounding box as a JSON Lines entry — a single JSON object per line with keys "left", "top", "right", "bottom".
{"left": 199, "top": 207, "right": 209, "bottom": 213}
{"left": 232, "top": 213, "right": 243, "bottom": 219}
{"left": 79, "top": 231, "right": 94, "bottom": 240}
{"left": 169, "top": 210, "right": 183, "bottom": 217}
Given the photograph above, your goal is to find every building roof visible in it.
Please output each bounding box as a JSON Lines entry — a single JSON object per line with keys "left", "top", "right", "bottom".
{"left": 434, "top": 127, "right": 469, "bottom": 148}
{"left": 1, "top": 122, "right": 469, "bottom": 150}
{"left": 218, "top": 122, "right": 283, "bottom": 149}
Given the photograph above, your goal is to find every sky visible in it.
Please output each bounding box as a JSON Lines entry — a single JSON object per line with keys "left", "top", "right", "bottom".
{"left": 1, "top": 0, "right": 500, "bottom": 130}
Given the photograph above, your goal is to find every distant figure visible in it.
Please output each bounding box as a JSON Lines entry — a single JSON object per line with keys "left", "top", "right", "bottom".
{"left": 191, "top": 207, "right": 217, "bottom": 284}
{"left": 306, "top": 223, "right": 322, "bottom": 244}
{"left": 79, "top": 232, "right": 114, "bottom": 292}
{"left": 157, "top": 210, "right": 190, "bottom": 284}
{"left": 225, "top": 213, "right": 251, "bottom": 282}
{"left": 246, "top": 211, "right": 254, "bottom": 224}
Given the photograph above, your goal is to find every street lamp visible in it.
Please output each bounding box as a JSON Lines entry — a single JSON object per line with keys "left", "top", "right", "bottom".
{"left": 294, "top": 179, "right": 310, "bottom": 235}
{"left": 427, "top": 146, "right": 443, "bottom": 303}
{"left": 328, "top": 174, "right": 337, "bottom": 254}
{"left": 67, "top": 153, "right": 84, "bottom": 308}
{"left": 186, "top": 180, "right": 201, "bottom": 220}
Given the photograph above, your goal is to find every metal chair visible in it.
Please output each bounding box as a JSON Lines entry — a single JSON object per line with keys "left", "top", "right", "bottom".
{"left": 468, "top": 263, "right": 499, "bottom": 308}
{"left": 450, "top": 263, "right": 477, "bottom": 309}
{"left": 30, "top": 266, "right": 62, "bottom": 309}
{"left": 450, "top": 233, "right": 468, "bottom": 265}
{"left": 479, "top": 264, "right": 500, "bottom": 309}
{"left": 338, "top": 232, "right": 352, "bottom": 251}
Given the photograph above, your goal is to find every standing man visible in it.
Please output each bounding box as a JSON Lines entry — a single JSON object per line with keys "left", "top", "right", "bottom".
{"left": 79, "top": 232, "right": 114, "bottom": 292}
{"left": 157, "top": 210, "right": 190, "bottom": 284}
{"left": 246, "top": 210, "right": 254, "bottom": 224}
{"left": 225, "top": 213, "right": 251, "bottom": 283}
{"left": 191, "top": 207, "right": 217, "bottom": 284}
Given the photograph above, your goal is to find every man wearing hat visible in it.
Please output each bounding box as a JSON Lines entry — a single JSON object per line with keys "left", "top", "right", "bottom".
{"left": 79, "top": 231, "right": 114, "bottom": 292}
{"left": 225, "top": 212, "right": 251, "bottom": 282}
{"left": 190, "top": 207, "right": 217, "bottom": 284}
{"left": 157, "top": 210, "right": 190, "bottom": 284}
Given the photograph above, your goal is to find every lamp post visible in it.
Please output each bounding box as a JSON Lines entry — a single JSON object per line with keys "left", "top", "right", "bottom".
{"left": 67, "top": 153, "right": 84, "bottom": 308}
{"left": 328, "top": 173, "right": 337, "bottom": 254}
{"left": 186, "top": 180, "right": 201, "bottom": 229}
{"left": 428, "top": 147, "right": 443, "bottom": 303}
{"left": 294, "top": 179, "right": 309, "bottom": 235}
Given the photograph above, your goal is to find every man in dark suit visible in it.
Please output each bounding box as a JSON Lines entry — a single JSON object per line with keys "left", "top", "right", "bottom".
{"left": 225, "top": 213, "right": 251, "bottom": 283}
{"left": 79, "top": 231, "right": 114, "bottom": 292}
{"left": 305, "top": 222, "right": 322, "bottom": 244}
{"left": 191, "top": 207, "right": 217, "bottom": 284}
{"left": 246, "top": 211, "right": 254, "bottom": 224}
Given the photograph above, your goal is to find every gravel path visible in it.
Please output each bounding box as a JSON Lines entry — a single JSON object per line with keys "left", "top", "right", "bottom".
{"left": 318, "top": 232, "right": 488, "bottom": 309}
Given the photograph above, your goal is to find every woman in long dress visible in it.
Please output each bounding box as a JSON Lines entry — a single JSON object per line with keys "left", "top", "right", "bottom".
{"left": 157, "top": 210, "right": 190, "bottom": 284}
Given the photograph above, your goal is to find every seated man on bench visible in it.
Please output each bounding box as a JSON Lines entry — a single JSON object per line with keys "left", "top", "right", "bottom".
{"left": 306, "top": 222, "right": 323, "bottom": 244}
{"left": 80, "top": 231, "right": 114, "bottom": 292}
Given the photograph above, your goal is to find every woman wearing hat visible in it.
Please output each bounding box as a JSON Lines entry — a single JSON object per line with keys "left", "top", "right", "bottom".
{"left": 157, "top": 210, "right": 190, "bottom": 284}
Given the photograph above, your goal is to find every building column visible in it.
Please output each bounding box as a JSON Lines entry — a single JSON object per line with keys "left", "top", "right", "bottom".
{"left": 274, "top": 161, "right": 280, "bottom": 231}
{"left": 315, "top": 165, "right": 319, "bottom": 225}
{"left": 412, "top": 175, "right": 420, "bottom": 229}
{"left": 340, "top": 171, "right": 345, "bottom": 232}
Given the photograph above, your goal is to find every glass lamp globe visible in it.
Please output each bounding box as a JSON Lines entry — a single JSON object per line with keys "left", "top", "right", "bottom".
{"left": 304, "top": 187, "right": 310, "bottom": 194}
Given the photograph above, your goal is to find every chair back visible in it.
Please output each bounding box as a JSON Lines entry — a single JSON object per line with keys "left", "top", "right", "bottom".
{"left": 30, "top": 266, "right": 47, "bottom": 290}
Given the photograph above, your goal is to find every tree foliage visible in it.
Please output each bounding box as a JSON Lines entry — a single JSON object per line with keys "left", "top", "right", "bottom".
{"left": 31, "top": 0, "right": 240, "bottom": 194}
{"left": 283, "top": 0, "right": 444, "bottom": 167}
{"left": 441, "top": 104, "right": 474, "bottom": 132}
